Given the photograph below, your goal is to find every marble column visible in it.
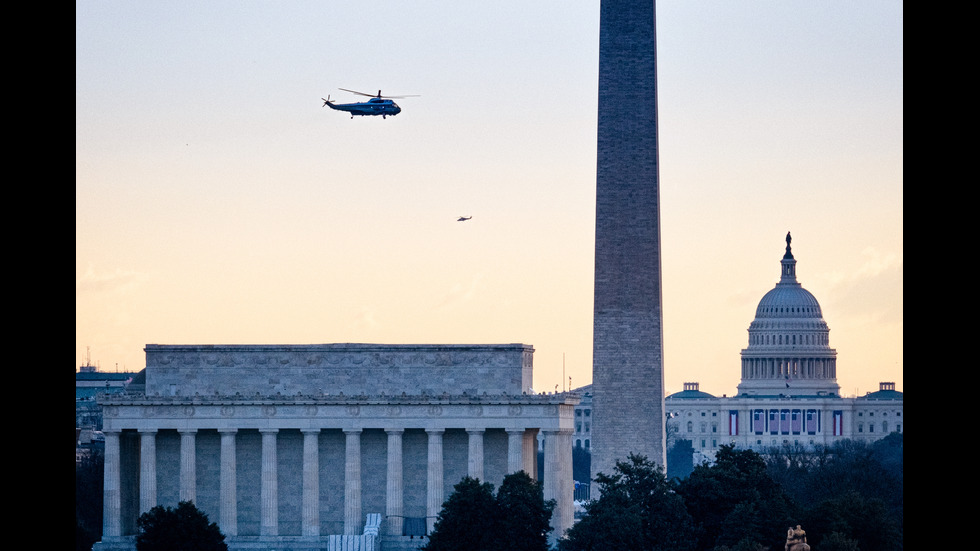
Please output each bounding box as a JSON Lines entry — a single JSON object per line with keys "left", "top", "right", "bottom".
{"left": 555, "top": 429, "right": 573, "bottom": 539}
{"left": 506, "top": 429, "right": 524, "bottom": 474}
{"left": 467, "top": 429, "right": 485, "bottom": 481}
{"left": 260, "top": 429, "right": 278, "bottom": 537}
{"left": 344, "top": 429, "right": 362, "bottom": 535}
{"left": 522, "top": 429, "right": 538, "bottom": 480}
{"left": 219, "top": 429, "right": 238, "bottom": 537}
{"left": 138, "top": 429, "right": 157, "bottom": 514}
{"left": 179, "top": 429, "right": 197, "bottom": 503}
{"left": 543, "top": 429, "right": 574, "bottom": 544}
{"left": 386, "top": 429, "right": 404, "bottom": 537}
{"left": 102, "top": 429, "right": 122, "bottom": 538}
{"left": 426, "top": 429, "right": 444, "bottom": 534}
{"left": 302, "top": 429, "right": 320, "bottom": 538}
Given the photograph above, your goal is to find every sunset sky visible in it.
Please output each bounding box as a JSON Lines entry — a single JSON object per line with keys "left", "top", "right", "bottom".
{"left": 76, "top": 1, "right": 902, "bottom": 398}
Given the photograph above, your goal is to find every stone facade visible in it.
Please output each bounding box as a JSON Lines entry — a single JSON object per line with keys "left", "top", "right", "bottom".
{"left": 592, "top": 0, "right": 667, "bottom": 484}
{"left": 665, "top": 382, "right": 903, "bottom": 461}
{"left": 94, "top": 344, "right": 577, "bottom": 551}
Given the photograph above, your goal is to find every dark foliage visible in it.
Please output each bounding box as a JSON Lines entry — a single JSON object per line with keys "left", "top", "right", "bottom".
{"left": 763, "top": 433, "right": 903, "bottom": 550}
{"left": 801, "top": 491, "right": 901, "bottom": 551}
{"left": 422, "top": 477, "right": 498, "bottom": 551}
{"left": 75, "top": 450, "right": 104, "bottom": 549}
{"left": 76, "top": 517, "right": 98, "bottom": 551}
{"left": 676, "top": 445, "right": 795, "bottom": 551}
{"left": 423, "top": 473, "right": 553, "bottom": 551}
{"left": 496, "top": 472, "right": 555, "bottom": 551}
{"left": 136, "top": 501, "right": 228, "bottom": 551}
{"left": 560, "top": 454, "right": 696, "bottom": 551}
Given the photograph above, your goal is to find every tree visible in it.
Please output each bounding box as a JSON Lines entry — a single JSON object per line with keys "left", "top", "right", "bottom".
{"left": 136, "top": 501, "right": 228, "bottom": 551}
{"left": 801, "top": 491, "right": 901, "bottom": 551}
{"left": 76, "top": 450, "right": 104, "bottom": 550}
{"left": 762, "top": 435, "right": 903, "bottom": 550}
{"left": 560, "top": 454, "right": 697, "bottom": 551}
{"left": 496, "top": 472, "right": 555, "bottom": 551}
{"left": 819, "top": 531, "right": 860, "bottom": 551}
{"left": 422, "top": 477, "right": 500, "bottom": 551}
{"left": 676, "top": 445, "right": 795, "bottom": 551}
{"left": 423, "top": 473, "right": 554, "bottom": 551}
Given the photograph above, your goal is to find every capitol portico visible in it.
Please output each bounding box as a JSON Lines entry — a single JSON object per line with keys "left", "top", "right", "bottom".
{"left": 94, "top": 343, "right": 577, "bottom": 551}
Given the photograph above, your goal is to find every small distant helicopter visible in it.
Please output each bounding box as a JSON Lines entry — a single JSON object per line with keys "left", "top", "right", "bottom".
{"left": 322, "top": 88, "right": 419, "bottom": 119}
{"left": 457, "top": 216, "right": 472, "bottom": 222}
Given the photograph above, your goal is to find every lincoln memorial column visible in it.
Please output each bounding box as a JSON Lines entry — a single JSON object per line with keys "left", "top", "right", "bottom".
{"left": 426, "top": 429, "right": 444, "bottom": 534}
{"left": 344, "top": 429, "right": 363, "bottom": 535}
{"left": 302, "top": 429, "right": 320, "bottom": 538}
{"left": 260, "top": 428, "right": 279, "bottom": 537}
{"left": 138, "top": 429, "right": 157, "bottom": 514}
{"left": 467, "top": 429, "right": 485, "bottom": 481}
{"left": 179, "top": 429, "right": 197, "bottom": 503}
{"left": 522, "top": 428, "right": 538, "bottom": 480}
{"left": 102, "top": 429, "right": 122, "bottom": 539}
{"left": 556, "top": 429, "right": 574, "bottom": 539}
{"left": 543, "top": 429, "right": 574, "bottom": 543}
{"left": 506, "top": 429, "right": 524, "bottom": 474}
{"left": 386, "top": 428, "right": 404, "bottom": 537}
{"left": 218, "top": 429, "right": 238, "bottom": 537}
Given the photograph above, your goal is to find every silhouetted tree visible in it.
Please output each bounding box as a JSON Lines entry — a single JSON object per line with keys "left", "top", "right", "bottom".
{"left": 818, "top": 531, "right": 860, "bottom": 551}
{"left": 763, "top": 434, "right": 903, "bottom": 549}
{"left": 801, "top": 491, "right": 901, "bottom": 551}
{"left": 676, "top": 445, "right": 794, "bottom": 551}
{"left": 422, "top": 477, "right": 499, "bottom": 551}
{"left": 495, "top": 472, "right": 554, "bottom": 551}
{"left": 560, "top": 454, "right": 696, "bottom": 551}
{"left": 75, "top": 450, "right": 104, "bottom": 549}
{"left": 423, "top": 473, "right": 553, "bottom": 551}
{"left": 136, "top": 501, "right": 227, "bottom": 551}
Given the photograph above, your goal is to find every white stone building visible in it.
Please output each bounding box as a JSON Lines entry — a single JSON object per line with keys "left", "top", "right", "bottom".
{"left": 576, "top": 234, "right": 903, "bottom": 464}
{"left": 94, "top": 343, "right": 577, "bottom": 551}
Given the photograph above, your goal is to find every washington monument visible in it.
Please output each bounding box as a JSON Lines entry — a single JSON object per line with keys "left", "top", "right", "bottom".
{"left": 591, "top": 0, "right": 666, "bottom": 483}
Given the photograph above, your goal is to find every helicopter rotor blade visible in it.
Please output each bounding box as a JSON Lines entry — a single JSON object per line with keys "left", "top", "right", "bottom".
{"left": 338, "top": 88, "right": 419, "bottom": 100}
{"left": 339, "top": 88, "right": 376, "bottom": 98}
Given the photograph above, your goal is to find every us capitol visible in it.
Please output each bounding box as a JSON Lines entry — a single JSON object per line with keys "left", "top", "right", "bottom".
{"left": 571, "top": 233, "right": 903, "bottom": 462}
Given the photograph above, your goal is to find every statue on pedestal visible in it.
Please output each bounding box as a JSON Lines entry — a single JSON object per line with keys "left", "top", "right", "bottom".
{"left": 785, "top": 525, "right": 810, "bottom": 551}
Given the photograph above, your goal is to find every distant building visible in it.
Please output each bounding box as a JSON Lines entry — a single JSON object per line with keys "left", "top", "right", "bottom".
{"left": 576, "top": 235, "right": 903, "bottom": 464}
{"left": 93, "top": 343, "right": 577, "bottom": 551}
{"left": 77, "top": 367, "right": 137, "bottom": 430}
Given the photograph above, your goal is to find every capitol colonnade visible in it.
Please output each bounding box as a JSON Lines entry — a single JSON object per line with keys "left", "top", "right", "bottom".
{"left": 95, "top": 344, "right": 577, "bottom": 551}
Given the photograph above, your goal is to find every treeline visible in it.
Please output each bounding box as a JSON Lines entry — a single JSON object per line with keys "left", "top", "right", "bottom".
{"left": 77, "top": 434, "right": 901, "bottom": 551}
{"left": 565, "top": 433, "right": 902, "bottom": 551}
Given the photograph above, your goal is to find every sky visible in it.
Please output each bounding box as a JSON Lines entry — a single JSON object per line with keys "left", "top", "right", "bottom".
{"left": 76, "top": 1, "right": 902, "bottom": 398}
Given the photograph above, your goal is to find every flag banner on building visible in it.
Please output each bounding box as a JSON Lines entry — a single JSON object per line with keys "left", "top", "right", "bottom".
{"left": 833, "top": 410, "right": 844, "bottom": 435}
{"left": 805, "top": 409, "right": 818, "bottom": 434}
{"left": 753, "top": 409, "right": 765, "bottom": 434}
{"left": 769, "top": 410, "right": 779, "bottom": 434}
{"left": 780, "top": 410, "right": 790, "bottom": 433}
{"left": 729, "top": 410, "right": 738, "bottom": 435}
{"left": 791, "top": 409, "right": 802, "bottom": 434}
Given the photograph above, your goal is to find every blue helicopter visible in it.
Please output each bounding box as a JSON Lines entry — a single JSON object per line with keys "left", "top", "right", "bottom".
{"left": 322, "top": 88, "right": 418, "bottom": 119}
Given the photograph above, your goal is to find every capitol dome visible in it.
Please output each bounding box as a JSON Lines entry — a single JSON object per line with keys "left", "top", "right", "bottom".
{"left": 736, "top": 233, "right": 839, "bottom": 397}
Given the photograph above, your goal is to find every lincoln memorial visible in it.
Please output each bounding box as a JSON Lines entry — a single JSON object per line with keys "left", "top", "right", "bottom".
{"left": 94, "top": 343, "right": 577, "bottom": 551}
